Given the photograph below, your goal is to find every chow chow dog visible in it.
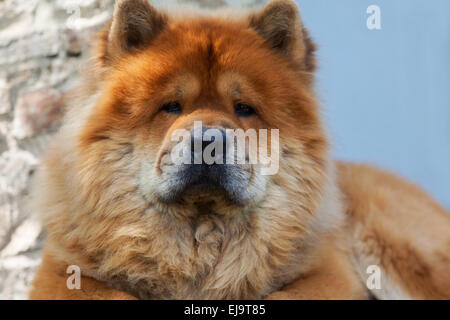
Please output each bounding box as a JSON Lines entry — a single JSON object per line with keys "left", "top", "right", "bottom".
{"left": 29, "top": 0, "right": 450, "bottom": 300}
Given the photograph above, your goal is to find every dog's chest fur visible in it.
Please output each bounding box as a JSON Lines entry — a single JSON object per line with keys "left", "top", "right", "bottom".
{"left": 93, "top": 208, "right": 312, "bottom": 300}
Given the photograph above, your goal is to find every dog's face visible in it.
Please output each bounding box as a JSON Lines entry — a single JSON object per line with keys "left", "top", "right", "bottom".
{"left": 45, "top": 0, "right": 333, "bottom": 299}
{"left": 79, "top": 0, "right": 324, "bottom": 217}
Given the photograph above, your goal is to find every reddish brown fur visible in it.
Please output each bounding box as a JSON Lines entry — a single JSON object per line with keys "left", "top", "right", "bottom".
{"left": 29, "top": 0, "right": 450, "bottom": 300}
{"left": 337, "top": 163, "right": 450, "bottom": 299}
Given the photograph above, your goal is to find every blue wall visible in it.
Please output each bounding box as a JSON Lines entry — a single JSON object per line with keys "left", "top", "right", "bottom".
{"left": 296, "top": 0, "right": 450, "bottom": 209}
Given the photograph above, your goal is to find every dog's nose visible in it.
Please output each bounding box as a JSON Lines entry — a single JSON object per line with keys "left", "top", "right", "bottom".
{"left": 191, "top": 126, "right": 227, "bottom": 165}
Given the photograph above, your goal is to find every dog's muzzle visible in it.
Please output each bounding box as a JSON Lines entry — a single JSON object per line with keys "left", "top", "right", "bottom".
{"left": 158, "top": 126, "right": 253, "bottom": 205}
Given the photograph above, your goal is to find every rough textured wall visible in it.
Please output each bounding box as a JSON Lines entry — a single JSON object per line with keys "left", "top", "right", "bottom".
{"left": 0, "top": 0, "right": 263, "bottom": 300}
{"left": 0, "top": 0, "right": 117, "bottom": 300}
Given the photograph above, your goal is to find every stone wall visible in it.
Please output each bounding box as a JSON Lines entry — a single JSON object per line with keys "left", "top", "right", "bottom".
{"left": 0, "top": 0, "right": 263, "bottom": 300}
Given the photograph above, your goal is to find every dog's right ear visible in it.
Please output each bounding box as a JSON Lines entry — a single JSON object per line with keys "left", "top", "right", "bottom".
{"left": 97, "top": 0, "right": 167, "bottom": 65}
{"left": 249, "top": 0, "right": 316, "bottom": 72}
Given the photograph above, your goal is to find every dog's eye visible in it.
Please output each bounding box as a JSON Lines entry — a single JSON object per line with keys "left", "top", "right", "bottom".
{"left": 161, "top": 102, "right": 182, "bottom": 114}
{"left": 234, "top": 103, "right": 255, "bottom": 117}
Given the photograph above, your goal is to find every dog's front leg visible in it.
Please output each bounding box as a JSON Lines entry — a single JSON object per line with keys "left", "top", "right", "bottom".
{"left": 266, "top": 243, "right": 368, "bottom": 300}
{"left": 29, "top": 251, "right": 136, "bottom": 300}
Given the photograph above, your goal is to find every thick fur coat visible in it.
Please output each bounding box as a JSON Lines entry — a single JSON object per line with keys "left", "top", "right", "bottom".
{"left": 29, "top": 0, "right": 450, "bottom": 300}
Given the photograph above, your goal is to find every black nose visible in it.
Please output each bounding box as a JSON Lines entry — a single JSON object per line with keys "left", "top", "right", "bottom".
{"left": 191, "top": 126, "right": 227, "bottom": 165}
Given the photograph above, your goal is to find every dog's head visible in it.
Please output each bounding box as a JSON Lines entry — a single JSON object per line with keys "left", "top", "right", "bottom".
{"left": 77, "top": 0, "right": 326, "bottom": 217}
{"left": 42, "top": 0, "right": 335, "bottom": 298}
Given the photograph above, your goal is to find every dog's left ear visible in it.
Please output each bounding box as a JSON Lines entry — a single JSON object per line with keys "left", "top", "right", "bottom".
{"left": 249, "top": 0, "right": 316, "bottom": 72}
